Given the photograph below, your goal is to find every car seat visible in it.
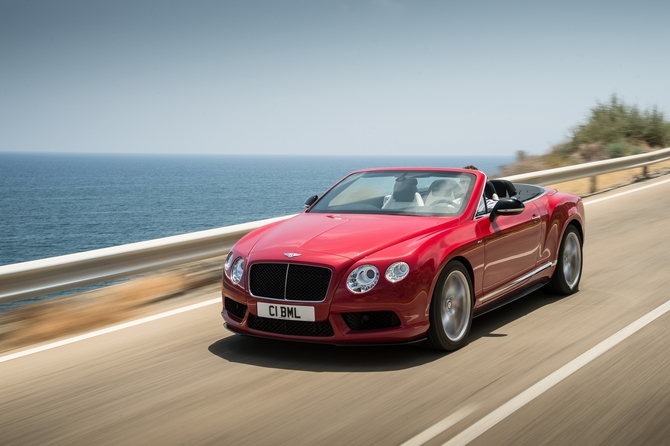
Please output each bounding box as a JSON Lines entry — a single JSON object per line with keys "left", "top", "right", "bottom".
{"left": 489, "top": 179, "right": 517, "bottom": 199}
{"left": 382, "top": 178, "right": 424, "bottom": 209}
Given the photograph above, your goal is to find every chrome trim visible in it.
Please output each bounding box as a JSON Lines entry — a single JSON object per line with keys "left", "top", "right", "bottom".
{"left": 283, "top": 264, "right": 290, "bottom": 299}
{"left": 479, "top": 261, "right": 553, "bottom": 303}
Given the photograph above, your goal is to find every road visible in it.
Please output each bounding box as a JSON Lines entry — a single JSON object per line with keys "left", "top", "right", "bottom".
{"left": 1, "top": 177, "right": 670, "bottom": 445}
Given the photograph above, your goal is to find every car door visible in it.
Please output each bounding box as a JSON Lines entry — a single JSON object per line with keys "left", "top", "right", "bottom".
{"left": 477, "top": 199, "right": 542, "bottom": 293}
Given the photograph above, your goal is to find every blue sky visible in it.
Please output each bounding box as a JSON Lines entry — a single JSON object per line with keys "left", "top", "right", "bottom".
{"left": 2, "top": 0, "right": 669, "bottom": 156}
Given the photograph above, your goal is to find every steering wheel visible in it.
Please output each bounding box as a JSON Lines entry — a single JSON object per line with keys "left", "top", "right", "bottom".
{"left": 429, "top": 198, "right": 457, "bottom": 207}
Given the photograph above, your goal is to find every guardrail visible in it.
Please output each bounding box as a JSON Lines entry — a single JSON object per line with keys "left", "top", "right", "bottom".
{"left": 502, "top": 147, "right": 670, "bottom": 191}
{"left": 1, "top": 147, "right": 669, "bottom": 304}
{"left": 0, "top": 215, "right": 294, "bottom": 304}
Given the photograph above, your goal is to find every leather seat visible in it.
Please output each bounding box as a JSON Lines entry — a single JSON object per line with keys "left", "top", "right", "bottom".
{"left": 489, "top": 179, "right": 517, "bottom": 198}
{"left": 424, "top": 179, "right": 457, "bottom": 206}
{"left": 383, "top": 178, "right": 424, "bottom": 209}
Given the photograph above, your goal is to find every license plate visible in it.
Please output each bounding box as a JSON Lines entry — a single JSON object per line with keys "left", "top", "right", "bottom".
{"left": 257, "top": 302, "right": 315, "bottom": 321}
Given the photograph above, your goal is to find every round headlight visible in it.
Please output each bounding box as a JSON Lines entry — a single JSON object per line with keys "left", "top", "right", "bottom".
{"left": 386, "top": 262, "right": 410, "bottom": 283}
{"left": 347, "top": 264, "right": 379, "bottom": 293}
{"left": 224, "top": 252, "right": 234, "bottom": 276}
{"left": 231, "top": 257, "right": 244, "bottom": 285}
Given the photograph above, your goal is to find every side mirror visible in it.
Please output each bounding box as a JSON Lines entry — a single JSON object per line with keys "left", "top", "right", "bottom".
{"left": 489, "top": 197, "right": 524, "bottom": 222}
{"left": 304, "top": 195, "right": 318, "bottom": 209}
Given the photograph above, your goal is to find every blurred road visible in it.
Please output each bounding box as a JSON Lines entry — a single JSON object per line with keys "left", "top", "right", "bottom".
{"left": 1, "top": 177, "right": 670, "bottom": 445}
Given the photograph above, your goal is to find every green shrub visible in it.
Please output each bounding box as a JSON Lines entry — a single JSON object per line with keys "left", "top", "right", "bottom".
{"left": 605, "top": 141, "right": 644, "bottom": 158}
{"left": 564, "top": 95, "right": 670, "bottom": 155}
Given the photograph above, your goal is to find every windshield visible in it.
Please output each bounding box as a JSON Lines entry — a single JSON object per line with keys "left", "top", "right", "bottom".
{"left": 308, "top": 170, "right": 476, "bottom": 217}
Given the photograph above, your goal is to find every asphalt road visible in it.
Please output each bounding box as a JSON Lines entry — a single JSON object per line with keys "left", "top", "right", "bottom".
{"left": 1, "top": 177, "right": 670, "bottom": 446}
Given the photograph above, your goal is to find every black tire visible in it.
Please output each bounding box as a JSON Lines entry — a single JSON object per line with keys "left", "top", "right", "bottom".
{"left": 426, "top": 261, "right": 474, "bottom": 351}
{"left": 548, "top": 225, "right": 583, "bottom": 295}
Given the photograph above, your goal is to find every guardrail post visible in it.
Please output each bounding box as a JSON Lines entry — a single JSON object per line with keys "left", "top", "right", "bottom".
{"left": 590, "top": 176, "right": 597, "bottom": 193}
{"left": 642, "top": 165, "right": 649, "bottom": 179}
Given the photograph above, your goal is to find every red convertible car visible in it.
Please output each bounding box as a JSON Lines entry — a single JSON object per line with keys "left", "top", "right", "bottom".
{"left": 221, "top": 168, "right": 584, "bottom": 350}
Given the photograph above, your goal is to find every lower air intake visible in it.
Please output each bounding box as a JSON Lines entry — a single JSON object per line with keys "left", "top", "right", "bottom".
{"left": 247, "top": 314, "right": 334, "bottom": 337}
{"left": 342, "top": 311, "right": 401, "bottom": 331}
{"left": 225, "top": 297, "right": 247, "bottom": 320}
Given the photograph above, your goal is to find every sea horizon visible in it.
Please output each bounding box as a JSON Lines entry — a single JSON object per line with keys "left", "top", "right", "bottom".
{"left": 1, "top": 152, "right": 514, "bottom": 266}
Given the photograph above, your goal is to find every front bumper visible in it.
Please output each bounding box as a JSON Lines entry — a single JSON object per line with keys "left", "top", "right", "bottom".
{"left": 221, "top": 289, "right": 430, "bottom": 344}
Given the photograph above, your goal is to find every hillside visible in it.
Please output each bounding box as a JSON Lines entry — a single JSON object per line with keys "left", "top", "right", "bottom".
{"left": 499, "top": 95, "right": 670, "bottom": 176}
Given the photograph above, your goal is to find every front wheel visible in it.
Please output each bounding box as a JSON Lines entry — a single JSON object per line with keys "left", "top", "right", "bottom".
{"left": 548, "top": 225, "right": 583, "bottom": 295}
{"left": 426, "top": 261, "right": 473, "bottom": 351}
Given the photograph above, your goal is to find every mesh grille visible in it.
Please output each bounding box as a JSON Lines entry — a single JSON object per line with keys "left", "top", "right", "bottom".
{"left": 249, "top": 263, "right": 331, "bottom": 302}
{"left": 249, "top": 263, "right": 287, "bottom": 299}
{"left": 285, "top": 264, "right": 331, "bottom": 301}
{"left": 247, "top": 314, "right": 334, "bottom": 337}
{"left": 225, "top": 297, "right": 247, "bottom": 320}
{"left": 342, "top": 311, "right": 401, "bottom": 331}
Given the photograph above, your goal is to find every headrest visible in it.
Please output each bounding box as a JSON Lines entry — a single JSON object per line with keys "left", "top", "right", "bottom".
{"left": 429, "top": 179, "right": 458, "bottom": 194}
{"left": 429, "top": 180, "right": 447, "bottom": 192}
{"left": 490, "top": 179, "right": 517, "bottom": 198}
{"left": 392, "top": 178, "right": 418, "bottom": 202}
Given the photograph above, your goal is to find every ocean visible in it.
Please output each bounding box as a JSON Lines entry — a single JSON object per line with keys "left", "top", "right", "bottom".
{"left": 0, "top": 152, "right": 513, "bottom": 266}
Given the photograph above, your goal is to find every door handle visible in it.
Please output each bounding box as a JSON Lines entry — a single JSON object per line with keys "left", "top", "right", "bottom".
{"left": 531, "top": 214, "right": 541, "bottom": 222}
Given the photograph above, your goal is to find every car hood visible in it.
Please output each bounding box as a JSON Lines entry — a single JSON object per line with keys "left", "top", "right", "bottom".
{"left": 248, "top": 212, "right": 458, "bottom": 261}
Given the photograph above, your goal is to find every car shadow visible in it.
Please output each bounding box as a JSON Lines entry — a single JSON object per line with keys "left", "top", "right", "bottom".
{"left": 207, "top": 288, "right": 567, "bottom": 373}
{"left": 469, "top": 287, "right": 566, "bottom": 341}
{"left": 208, "top": 335, "right": 444, "bottom": 372}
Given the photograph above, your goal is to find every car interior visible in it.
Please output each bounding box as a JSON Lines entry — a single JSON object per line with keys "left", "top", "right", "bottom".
{"left": 309, "top": 173, "right": 546, "bottom": 217}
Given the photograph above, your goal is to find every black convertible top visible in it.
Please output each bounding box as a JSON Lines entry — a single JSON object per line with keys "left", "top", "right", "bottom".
{"left": 510, "top": 183, "right": 545, "bottom": 202}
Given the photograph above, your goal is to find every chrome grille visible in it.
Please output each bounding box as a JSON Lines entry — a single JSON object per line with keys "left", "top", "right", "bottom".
{"left": 249, "top": 263, "right": 331, "bottom": 302}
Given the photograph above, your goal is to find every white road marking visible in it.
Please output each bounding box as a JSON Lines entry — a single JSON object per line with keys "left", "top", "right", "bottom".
{"left": 0, "top": 298, "right": 220, "bottom": 364}
{"left": 431, "top": 298, "right": 670, "bottom": 445}
{"left": 398, "top": 177, "right": 670, "bottom": 445}
{"left": 400, "top": 406, "right": 477, "bottom": 446}
{"left": 583, "top": 177, "right": 670, "bottom": 206}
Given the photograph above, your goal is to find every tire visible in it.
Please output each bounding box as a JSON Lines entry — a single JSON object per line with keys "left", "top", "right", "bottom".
{"left": 426, "top": 261, "right": 474, "bottom": 351}
{"left": 548, "top": 225, "right": 583, "bottom": 295}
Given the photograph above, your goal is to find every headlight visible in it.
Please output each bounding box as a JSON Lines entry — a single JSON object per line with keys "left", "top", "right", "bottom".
{"left": 385, "top": 262, "right": 410, "bottom": 283}
{"left": 224, "top": 252, "right": 234, "bottom": 276}
{"left": 347, "top": 264, "right": 379, "bottom": 293}
{"left": 231, "top": 257, "right": 244, "bottom": 285}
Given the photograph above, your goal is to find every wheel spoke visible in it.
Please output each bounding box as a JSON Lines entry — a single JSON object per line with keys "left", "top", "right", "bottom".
{"left": 440, "top": 270, "right": 471, "bottom": 342}
{"left": 562, "top": 232, "right": 582, "bottom": 289}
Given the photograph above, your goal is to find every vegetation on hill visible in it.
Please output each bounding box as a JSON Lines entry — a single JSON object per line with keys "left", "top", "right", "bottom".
{"left": 501, "top": 95, "right": 670, "bottom": 176}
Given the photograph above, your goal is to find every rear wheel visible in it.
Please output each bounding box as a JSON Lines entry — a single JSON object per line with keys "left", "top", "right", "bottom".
{"left": 548, "top": 225, "right": 583, "bottom": 295}
{"left": 426, "top": 261, "right": 473, "bottom": 351}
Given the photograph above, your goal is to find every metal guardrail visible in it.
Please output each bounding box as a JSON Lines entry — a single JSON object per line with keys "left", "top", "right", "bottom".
{"left": 1, "top": 147, "right": 669, "bottom": 304}
{"left": 0, "top": 215, "right": 294, "bottom": 304}
{"left": 502, "top": 147, "right": 670, "bottom": 191}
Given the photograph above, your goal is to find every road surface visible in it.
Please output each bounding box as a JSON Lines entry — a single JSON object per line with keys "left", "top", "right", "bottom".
{"left": 1, "top": 177, "right": 670, "bottom": 445}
